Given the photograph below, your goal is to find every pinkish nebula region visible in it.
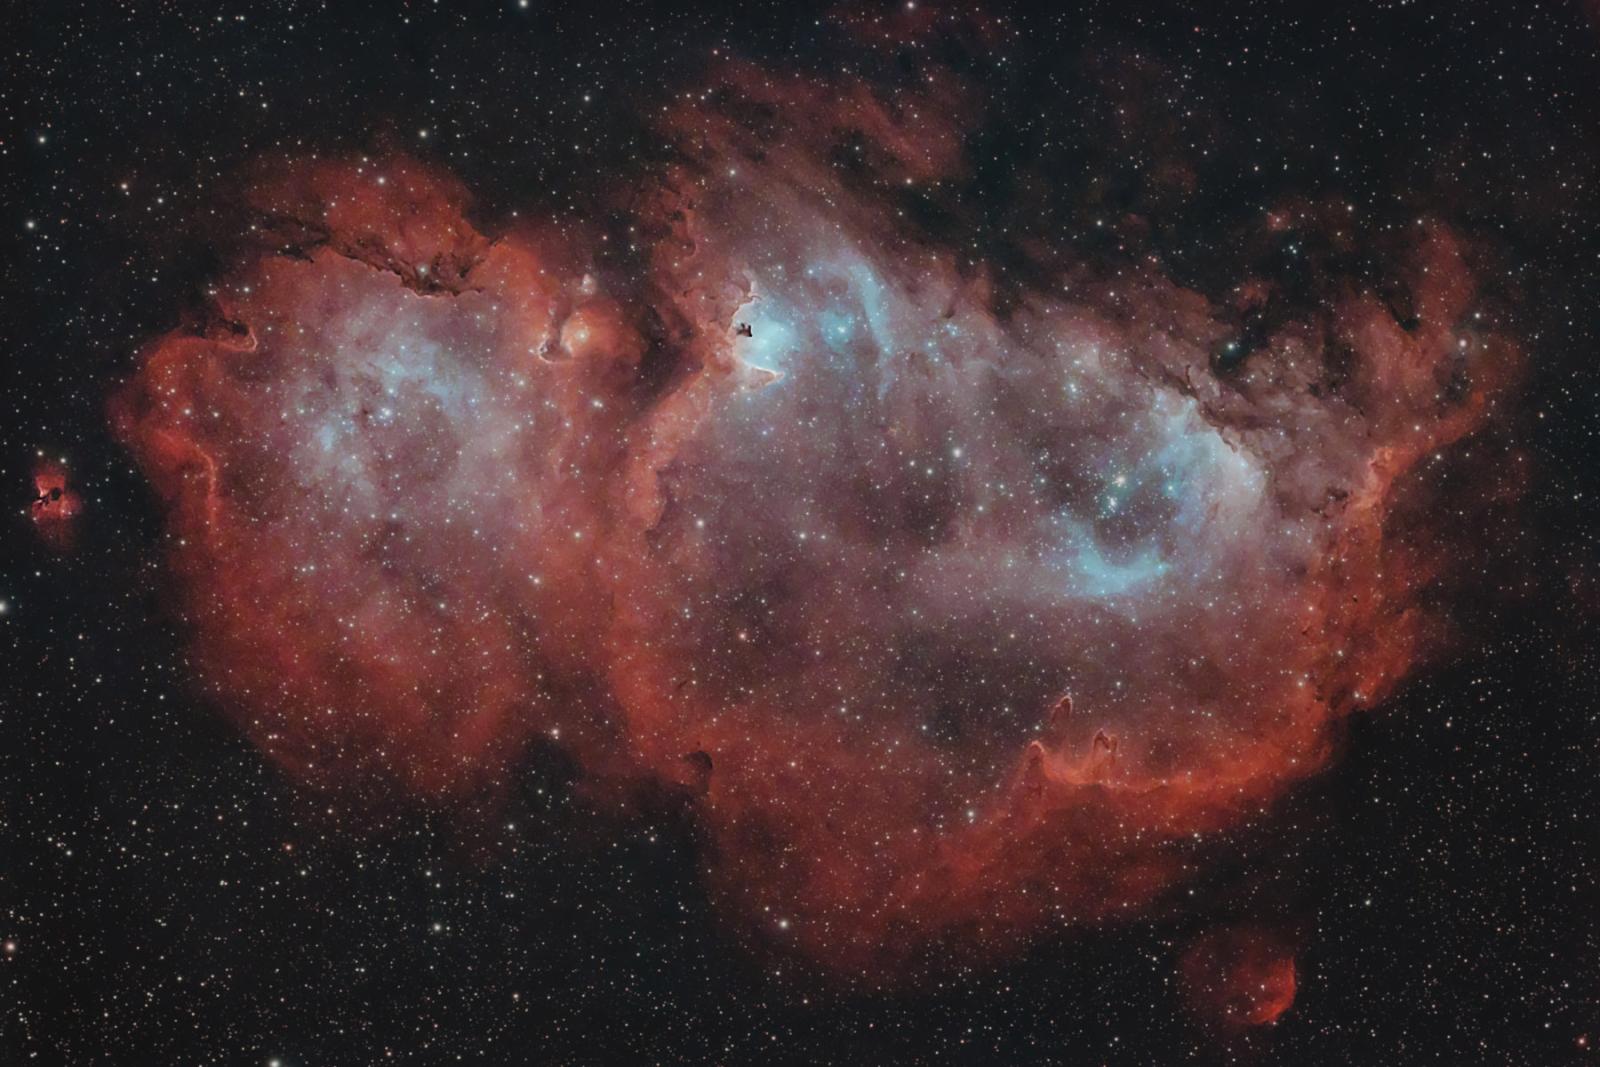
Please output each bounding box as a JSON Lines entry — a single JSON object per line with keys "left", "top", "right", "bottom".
{"left": 114, "top": 65, "right": 1517, "bottom": 985}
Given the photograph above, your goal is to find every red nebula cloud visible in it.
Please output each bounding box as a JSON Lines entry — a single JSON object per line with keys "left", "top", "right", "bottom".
{"left": 29, "top": 459, "right": 81, "bottom": 552}
{"left": 111, "top": 64, "right": 1521, "bottom": 980}
{"left": 1180, "top": 924, "right": 1298, "bottom": 1029}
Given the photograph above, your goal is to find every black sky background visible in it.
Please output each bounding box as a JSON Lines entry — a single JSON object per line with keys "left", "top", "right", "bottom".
{"left": 4, "top": 1, "right": 1598, "bottom": 1063}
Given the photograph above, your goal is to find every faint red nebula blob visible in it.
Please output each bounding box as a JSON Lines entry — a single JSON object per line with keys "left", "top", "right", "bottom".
{"left": 29, "top": 459, "right": 80, "bottom": 552}
{"left": 1180, "top": 924, "right": 1299, "bottom": 1029}
{"left": 111, "top": 61, "right": 1522, "bottom": 982}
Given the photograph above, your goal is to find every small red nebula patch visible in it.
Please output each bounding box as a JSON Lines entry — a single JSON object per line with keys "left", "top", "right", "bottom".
{"left": 1180, "top": 925, "right": 1299, "bottom": 1030}
{"left": 29, "top": 461, "right": 80, "bottom": 552}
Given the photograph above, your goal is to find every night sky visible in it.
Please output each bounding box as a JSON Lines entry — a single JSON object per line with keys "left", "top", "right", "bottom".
{"left": 5, "top": 2, "right": 1599, "bottom": 1064}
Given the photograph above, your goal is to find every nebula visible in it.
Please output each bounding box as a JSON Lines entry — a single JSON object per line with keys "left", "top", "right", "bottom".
{"left": 1180, "top": 924, "right": 1299, "bottom": 1029}
{"left": 30, "top": 458, "right": 80, "bottom": 552}
{"left": 112, "top": 65, "right": 1519, "bottom": 979}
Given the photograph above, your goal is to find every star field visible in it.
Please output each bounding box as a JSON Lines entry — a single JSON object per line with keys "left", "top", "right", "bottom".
{"left": 4, "top": 3, "right": 1599, "bottom": 1064}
